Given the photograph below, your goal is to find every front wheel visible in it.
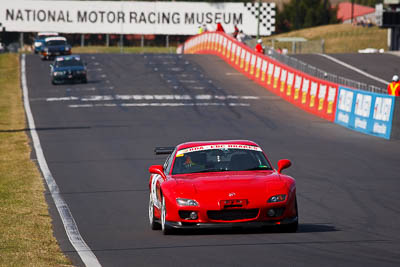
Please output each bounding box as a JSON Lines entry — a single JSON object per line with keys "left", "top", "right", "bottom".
{"left": 161, "top": 196, "right": 174, "bottom": 235}
{"left": 149, "top": 194, "right": 161, "bottom": 230}
{"left": 281, "top": 197, "right": 298, "bottom": 233}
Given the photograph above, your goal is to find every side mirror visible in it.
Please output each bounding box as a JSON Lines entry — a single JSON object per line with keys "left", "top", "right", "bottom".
{"left": 149, "top": 165, "right": 166, "bottom": 180}
{"left": 277, "top": 159, "right": 291, "bottom": 174}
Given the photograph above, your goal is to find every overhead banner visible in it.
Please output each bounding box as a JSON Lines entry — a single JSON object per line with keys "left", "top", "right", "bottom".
{"left": 0, "top": 1, "right": 276, "bottom": 35}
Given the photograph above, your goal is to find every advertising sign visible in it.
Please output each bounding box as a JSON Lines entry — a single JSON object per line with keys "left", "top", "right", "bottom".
{"left": 335, "top": 86, "right": 395, "bottom": 139}
{"left": 0, "top": 1, "right": 276, "bottom": 35}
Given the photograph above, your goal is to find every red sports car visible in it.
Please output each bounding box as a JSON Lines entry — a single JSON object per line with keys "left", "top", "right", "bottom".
{"left": 148, "top": 140, "right": 298, "bottom": 234}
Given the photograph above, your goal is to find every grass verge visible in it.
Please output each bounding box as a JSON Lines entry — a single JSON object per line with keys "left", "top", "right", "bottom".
{"left": 71, "top": 45, "right": 176, "bottom": 54}
{"left": 264, "top": 24, "right": 387, "bottom": 53}
{"left": 0, "top": 53, "right": 72, "bottom": 266}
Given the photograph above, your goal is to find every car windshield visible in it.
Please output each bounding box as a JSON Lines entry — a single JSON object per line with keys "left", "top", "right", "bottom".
{"left": 38, "top": 35, "right": 56, "bottom": 39}
{"left": 46, "top": 40, "right": 66, "bottom": 46}
{"left": 55, "top": 59, "right": 83, "bottom": 67}
{"left": 171, "top": 146, "right": 272, "bottom": 175}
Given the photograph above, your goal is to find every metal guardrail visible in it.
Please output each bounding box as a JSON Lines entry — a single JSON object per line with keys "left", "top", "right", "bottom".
{"left": 243, "top": 38, "right": 386, "bottom": 94}
{"left": 265, "top": 47, "right": 387, "bottom": 94}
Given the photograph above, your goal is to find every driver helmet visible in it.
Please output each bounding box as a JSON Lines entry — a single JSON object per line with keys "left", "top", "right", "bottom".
{"left": 257, "top": 39, "right": 262, "bottom": 44}
{"left": 392, "top": 75, "right": 399, "bottom": 82}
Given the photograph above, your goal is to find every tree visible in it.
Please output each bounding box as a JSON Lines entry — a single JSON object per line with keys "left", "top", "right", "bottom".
{"left": 276, "top": 0, "right": 339, "bottom": 33}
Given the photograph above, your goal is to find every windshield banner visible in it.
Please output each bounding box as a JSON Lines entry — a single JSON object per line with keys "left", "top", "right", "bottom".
{"left": 177, "top": 144, "right": 262, "bottom": 156}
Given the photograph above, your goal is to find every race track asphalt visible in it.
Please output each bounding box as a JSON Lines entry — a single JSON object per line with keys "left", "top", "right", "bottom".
{"left": 25, "top": 53, "right": 400, "bottom": 267}
{"left": 292, "top": 53, "right": 400, "bottom": 89}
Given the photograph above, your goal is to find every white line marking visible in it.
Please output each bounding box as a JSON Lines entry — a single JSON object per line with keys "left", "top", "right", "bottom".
{"left": 225, "top": 72, "right": 242, "bottom": 76}
{"left": 87, "top": 68, "right": 102, "bottom": 72}
{"left": 169, "top": 68, "right": 183, "bottom": 72}
{"left": 21, "top": 54, "right": 101, "bottom": 267}
{"left": 47, "top": 96, "right": 79, "bottom": 101}
{"left": 44, "top": 94, "right": 260, "bottom": 102}
{"left": 68, "top": 102, "right": 251, "bottom": 108}
{"left": 318, "top": 54, "right": 389, "bottom": 86}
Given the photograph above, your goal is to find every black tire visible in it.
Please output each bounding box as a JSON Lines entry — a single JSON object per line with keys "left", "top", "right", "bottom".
{"left": 149, "top": 194, "right": 161, "bottom": 230}
{"left": 161, "top": 196, "right": 174, "bottom": 235}
{"left": 281, "top": 197, "right": 298, "bottom": 233}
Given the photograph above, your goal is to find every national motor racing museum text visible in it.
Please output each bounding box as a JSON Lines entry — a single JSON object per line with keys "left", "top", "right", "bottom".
{"left": 5, "top": 9, "right": 243, "bottom": 25}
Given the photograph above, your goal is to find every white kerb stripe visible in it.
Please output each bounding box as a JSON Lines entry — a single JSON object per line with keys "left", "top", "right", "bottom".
{"left": 21, "top": 54, "right": 101, "bottom": 267}
{"left": 318, "top": 53, "right": 389, "bottom": 86}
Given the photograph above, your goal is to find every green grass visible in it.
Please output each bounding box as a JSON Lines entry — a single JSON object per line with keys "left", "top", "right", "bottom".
{"left": 264, "top": 24, "right": 388, "bottom": 53}
{"left": 72, "top": 45, "right": 177, "bottom": 54}
{"left": 0, "top": 54, "right": 72, "bottom": 266}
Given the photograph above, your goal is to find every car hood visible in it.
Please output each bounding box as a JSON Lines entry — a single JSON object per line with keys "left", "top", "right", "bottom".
{"left": 171, "top": 171, "right": 287, "bottom": 205}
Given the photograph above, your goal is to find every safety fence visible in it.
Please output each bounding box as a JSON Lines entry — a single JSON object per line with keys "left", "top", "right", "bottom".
{"left": 177, "top": 32, "right": 397, "bottom": 139}
{"left": 264, "top": 48, "right": 386, "bottom": 94}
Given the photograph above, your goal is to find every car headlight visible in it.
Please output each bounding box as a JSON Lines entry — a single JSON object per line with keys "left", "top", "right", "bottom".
{"left": 176, "top": 198, "right": 198, "bottom": 206}
{"left": 34, "top": 42, "right": 42, "bottom": 47}
{"left": 65, "top": 47, "right": 70, "bottom": 51}
{"left": 53, "top": 71, "right": 65, "bottom": 76}
{"left": 267, "top": 194, "right": 286, "bottom": 203}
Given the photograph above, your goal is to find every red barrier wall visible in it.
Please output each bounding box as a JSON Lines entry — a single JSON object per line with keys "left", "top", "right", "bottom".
{"left": 179, "top": 32, "right": 339, "bottom": 122}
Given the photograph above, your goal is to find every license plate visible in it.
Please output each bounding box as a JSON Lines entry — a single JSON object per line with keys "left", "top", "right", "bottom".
{"left": 220, "top": 199, "right": 248, "bottom": 209}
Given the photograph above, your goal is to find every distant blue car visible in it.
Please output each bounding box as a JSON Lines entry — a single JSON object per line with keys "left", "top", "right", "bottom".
{"left": 33, "top": 32, "right": 58, "bottom": 54}
{"left": 40, "top": 36, "right": 71, "bottom": 60}
{"left": 50, "top": 55, "right": 87, "bottom": 85}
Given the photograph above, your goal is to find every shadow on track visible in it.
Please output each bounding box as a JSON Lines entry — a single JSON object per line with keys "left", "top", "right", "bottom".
{"left": 0, "top": 126, "right": 91, "bottom": 133}
{"left": 167, "top": 222, "right": 338, "bottom": 236}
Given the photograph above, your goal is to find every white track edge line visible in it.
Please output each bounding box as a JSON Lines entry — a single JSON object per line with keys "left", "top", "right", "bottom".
{"left": 21, "top": 54, "right": 101, "bottom": 267}
{"left": 318, "top": 53, "right": 389, "bottom": 86}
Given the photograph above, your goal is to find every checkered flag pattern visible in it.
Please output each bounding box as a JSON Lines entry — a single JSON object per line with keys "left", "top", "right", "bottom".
{"left": 244, "top": 2, "right": 276, "bottom": 35}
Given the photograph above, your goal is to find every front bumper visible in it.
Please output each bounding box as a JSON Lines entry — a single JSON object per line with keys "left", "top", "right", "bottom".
{"left": 52, "top": 74, "right": 86, "bottom": 84}
{"left": 165, "top": 216, "right": 298, "bottom": 229}
{"left": 41, "top": 50, "right": 71, "bottom": 59}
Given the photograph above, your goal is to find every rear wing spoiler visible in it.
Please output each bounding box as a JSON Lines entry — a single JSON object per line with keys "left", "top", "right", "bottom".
{"left": 154, "top": 147, "right": 175, "bottom": 155}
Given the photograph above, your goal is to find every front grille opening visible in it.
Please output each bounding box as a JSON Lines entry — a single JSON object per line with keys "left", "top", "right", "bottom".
{"left": 224, "top": 204, "right": 243, "bottom": 208}
{"left": 207, "top": 209, "right": 259, "bottom": 221}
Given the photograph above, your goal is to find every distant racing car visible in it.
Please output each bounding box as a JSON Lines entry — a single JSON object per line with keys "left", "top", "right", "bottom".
{"left": 33, "top": 32, "right": 58, "bottom": 54}
{"left": 50, "top": 55, "right": 87, "bottom": 84}
{"left": 40, "top": 36, "right": 71, "bottom": 60}
{"left": 148, "top": 140, "right": 298, "bottom": 234}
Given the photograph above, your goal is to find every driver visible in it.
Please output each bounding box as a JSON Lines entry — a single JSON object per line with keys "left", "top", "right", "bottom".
{"left": 183, "top": 153, "right": 206, "bottom": 169}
